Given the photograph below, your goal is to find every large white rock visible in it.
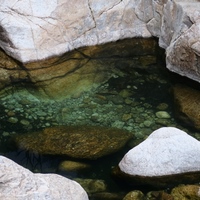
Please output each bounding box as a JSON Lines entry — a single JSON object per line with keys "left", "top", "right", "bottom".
{"left": 0, "top": 156, "right": 89, "bottom": 200}
{"left": 119, "top": 127, "right": 200, "bottom": 176}
{"left": 0, "top": 0, "right": 151, "bottom": 63}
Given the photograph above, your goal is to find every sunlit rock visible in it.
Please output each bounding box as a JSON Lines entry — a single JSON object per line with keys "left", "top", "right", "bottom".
{"left": 0, "top": 0, "right": 150, "bottom": 63}
{"left": 173, "top": 84, "right": 200, "bottom": 130}
{"left": 114, "top": 127, "right": 200, "bottom": 188}
{"left": 14, "top": 125, "right": 133, "bottom": 159}
{"left": 0, "top": 156, "right": 89, "bottom": 200}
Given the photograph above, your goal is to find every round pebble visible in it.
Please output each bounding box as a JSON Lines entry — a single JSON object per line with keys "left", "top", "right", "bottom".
{"left": 8, "top": 117, "right": 18, "bottom": 123}
{"left": 20, "top": 119, "right": 30, "bottom": 126}
{"left": 156, "top": 111, "right": 171, "bottom": 119}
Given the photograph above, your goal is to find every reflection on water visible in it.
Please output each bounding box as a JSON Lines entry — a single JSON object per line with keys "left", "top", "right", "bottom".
{"left": 0, "top": 41, "right": 200, "bottom": 198}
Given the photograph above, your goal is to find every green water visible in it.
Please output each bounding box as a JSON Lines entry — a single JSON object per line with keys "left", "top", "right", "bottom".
{"left": 0, "top": 45, "right": 200, "bottom": 199}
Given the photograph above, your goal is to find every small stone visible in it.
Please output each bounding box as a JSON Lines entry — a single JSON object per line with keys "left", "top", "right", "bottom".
{"left": 74, "top": 178, "right": 107, "bottom": 194}
{"left": 124, "top": 98, "right": 133, "bottom": 105}
{"left": 2, "top": 132, "right": 10, "bottom": 137}
{"left": 123, "top": 190, "right": 144, "bottom": 200}
{"left": 37, "top": 111, "right": 47, "bottom": 117}
{"left": 119, "top": 89, "right": 132, "bottom": 98}
{"left": 108, "top": 95, "right": 124, "bottom": 105}
{"left": 155, "top": 119, "right": 170, "bottom": 126}
{"left": 122, "top": 114, "right": 132, "bottom": 122}
{"left": 146, "top": 191, "right": 173, "bottom": 200}
{"left": 8, "top": 117, "right": 18, "bottom": 123}
{"left": 58, "top": 161, "right": 91, "bottom": 172}
{"left": 156, "top": 103, "right": 169, "bottom": 110}
{"left": 171, "top": 185, "right": 200, "bottom": 200}
{"left": 6, "top": 110, "right": 15, "bottom": 117}
{"left": 156, "top": 111, "right": 170, "bottom": 119}
{"left": 20, "top": 119, "right": 30, "bottom": 126}
{"left": 143, "top": 120, "right": 153, "bottom": 127}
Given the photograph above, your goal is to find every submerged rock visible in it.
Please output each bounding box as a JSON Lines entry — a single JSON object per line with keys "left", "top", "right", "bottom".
{"left": 74, "top": 178, "right": 107, "bottom": 194}
{"left": 58, "top": 160, "right": 91, "bottom": 172}
{"left": 14, "top": 125, "right": 133, "bottom": 159}
{"left": 0, "top": 156, "right": 88, "bottom": 200}
{"left": 123, "top": 190, "right": 144, "bottom": 200}
{"left": 114, "top": 127, "right": 200, "bottom": 188}
{"left": 171, "top": 184, "right": 200, "bottom": 200}
{"left": 91, "top": 192, "right": 125, "bottom": 200}
{"left": 173, "top": 84, "right": 200, "bottom": 130}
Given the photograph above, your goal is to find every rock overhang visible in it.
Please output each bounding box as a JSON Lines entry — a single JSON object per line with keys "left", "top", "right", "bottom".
{"left": 0, "top": 0, "right": 200, "bottom": 83}
{"left": 0, "top": 0, "right": 151, "bottom": 63}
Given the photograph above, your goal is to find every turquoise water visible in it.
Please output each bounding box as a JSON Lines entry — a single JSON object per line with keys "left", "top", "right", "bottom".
{"left": 0, "top": 42, "right": 200, "bottom": 198}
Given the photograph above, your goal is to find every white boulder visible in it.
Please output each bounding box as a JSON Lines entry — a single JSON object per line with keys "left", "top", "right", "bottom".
{"left": 0, "top": 156, "right": 89, "bottom": 200}
{"left": 119, "top": 127, "right": 200, "bottom": 176}
{"left": 0, "top": 0, "right": 150, "bottom": 63}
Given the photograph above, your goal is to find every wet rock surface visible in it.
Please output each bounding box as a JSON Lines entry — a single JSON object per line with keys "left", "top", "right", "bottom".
{"left": 0, "top": 38, "right": 159, "bottom": 99}
{"left": 0, "top": 43, "right": 199, "bottom": 199}
{"left": 171, "top": 184, "right": 200, "bottom": 200}
{"left": 173, "top": 84, "right": 200, "bottom": 130}
{"left": 0, "top": 0, "right": 200, "bottom": 85}
{"left": 14, "top": 125, "right": 133, "bottom": 159}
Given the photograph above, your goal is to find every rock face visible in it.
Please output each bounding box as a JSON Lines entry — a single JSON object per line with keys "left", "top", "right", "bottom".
{"left": 143, "top": 0, "right": 200, "bottom": 83}
{"left": 0, "top": 0, "right": 199, "bottom": 90}
{"left": 14, "top": 125, "right": 133, "bottom": 159}
{"left": 0, "top": 0, "right": 151, "bottom": 63}
{"left": 0, "top": 1, "right": 199, "bottom": 99}
{"left": 173, "top": 84, "right": 200, "bottom": 130}
{"left": 116, "top": 127, "right": 200, "bottom": 187}
{"left": 0, "top": 155, "right": 89, "bottom": 200}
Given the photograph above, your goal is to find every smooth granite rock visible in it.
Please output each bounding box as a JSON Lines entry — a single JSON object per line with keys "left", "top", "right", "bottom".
{"left": 119, "top": 127, "right": 200, "bottom": 176}
{"left": 0, "top": 156, "right": 89, "bottom": 200}
{"left": 0, "top": 0, "right": 150, "bottom": 63}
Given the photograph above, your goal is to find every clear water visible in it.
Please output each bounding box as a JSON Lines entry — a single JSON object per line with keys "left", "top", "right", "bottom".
{"left": 0, "top": 40, "right": 200, "bottom": 199}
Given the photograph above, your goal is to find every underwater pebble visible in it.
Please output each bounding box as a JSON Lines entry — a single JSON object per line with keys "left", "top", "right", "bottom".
{"left": 156, "top": 111, "right": 171, "bottom": 119}
{"left": 122, "top": 113, "right": 132, "bottom": 122}
{"left": 143, "top": 120, "right": 153, "bottom": 127}
{"left": 2, "top": 132, "right": 10, "bottom": 137}
{"left": 74, "top": 178, "right": 107, "bottom": 194}
{"left": 20, "top": 119, "right": 30, "bottom": 126}
{"left": 8, "top": 117, "right": 18, "bottom": 123}
{"left": 156, "top": 103, "right": 169, "bottom": 110}
{"left": 6, "top": 110, "right": 15, "bottom": 117}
